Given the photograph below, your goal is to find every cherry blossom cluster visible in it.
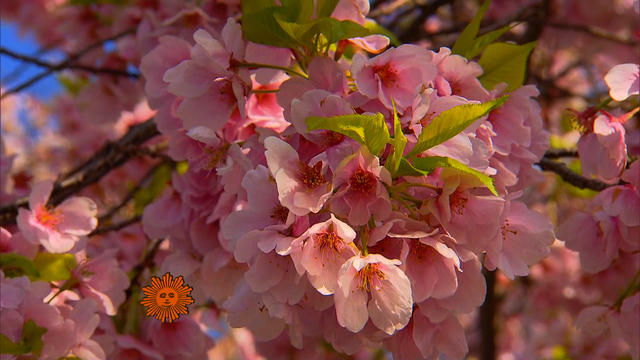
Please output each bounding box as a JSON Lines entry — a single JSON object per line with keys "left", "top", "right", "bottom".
{"left": 135, "top": 6, "right": 556, "bottom": 358}
{"left": 1, "top": 1, "right": 638, "bottom": 359}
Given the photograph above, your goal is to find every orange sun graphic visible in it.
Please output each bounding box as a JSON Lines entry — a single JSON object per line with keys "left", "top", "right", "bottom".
{"left": 140, "top": 272, "right": 194, "bottom": 323}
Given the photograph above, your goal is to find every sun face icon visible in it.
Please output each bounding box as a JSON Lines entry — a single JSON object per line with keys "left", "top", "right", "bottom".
{"left": 140, "top": 272, "right": 194, "bottom": 323}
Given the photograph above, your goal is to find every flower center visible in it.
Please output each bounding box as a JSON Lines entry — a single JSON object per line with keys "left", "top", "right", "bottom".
{"left": 500, "top": 219, "right": 518, "bottom": 240}
{"left": 349, "top": 168, "right": 377, "bottom": 194}
{"left": 450, "top": 190, "right": 468, "bottom": 216}
{"left": 36, "top": 207, "right": 62, "bottom": 230}
{"left": 322, "top": 130, "right": 345, "bottom": 147}
{"left": 412, "top": 241, "right": 435, "bottom": 262}
{"left": 299, "top": 161, "right": 327, "bottom": 190}
{"left": 356, "top": 263, "right": 386, "bottom": 292}
{"left": 203, "top": 144, "right": 230, "bottom": 171}
{"left": 314, "top": 226, "right": 344, "bottom": 254}
{"left": 270, "top": 204, "right": 289, "bottom": 223}
{"left": 372, "top": 63, "right": 398, "bottom": 88}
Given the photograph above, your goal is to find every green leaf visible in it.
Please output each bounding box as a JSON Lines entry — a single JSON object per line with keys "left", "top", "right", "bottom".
{"left": 0, "top": 334, "right": 27, "bottom": 355}
{"left": 396, "top": 158, "right": 430, "bottom": 177}
{"left": 411, "top": 156, "right": 498, "bottom": 195}
{"left": 316, "top": 0, "right": 340, "bottom": 18}
{"left": 241, "top": 1, "right": 298, "bottom": 48}
{"left": 311, "top": 18, "right": 371, "bottom": 45}
{"left": 452, "top": 0, "right": 490, "bottom": 56}
{"left": 464, "top": 25, "right": 511, "bottom": 59}
{"left": 278, "top": 0, "right": 314, "bottom": 22}
{"left": 408, "top": 96, "right": 508, "bottom": 157}
{"left": 0, "top": 320, "right": 47, "bottom": 356}
{"left": 478, "top": 41, "right": 537, "bottom": 92}
{"left": 306, "top": 113, "right": 390, "bottom": 155}
{"left": 275, "top": 16, "right": 370, "bottom": 49}
{"left": 0, "top": 253, "right": 39, "bottom": 279}
{"left": 32, "top": 253, "right": 77, "bottom": 282}
{"left": 21, "top": 320, "right": 46, "bottom": 356}
{"left": 385, "top": 99, "right": 407, "bottom": 176}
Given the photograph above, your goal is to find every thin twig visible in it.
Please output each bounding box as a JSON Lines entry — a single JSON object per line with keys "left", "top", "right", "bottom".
{"left": 90, "top": 215, "right": 142, "bottom": 236}
{"left": 0, "top": 119, "right": 159, "bottom": 226}
{"left": 0, "top": 47, "right": 139, "bottom": 78}
{"left": 536, "top": 157, "right": 613, "bottom": 191}
{"left": 1, "top": 28, "right": 135, "bottom": 99}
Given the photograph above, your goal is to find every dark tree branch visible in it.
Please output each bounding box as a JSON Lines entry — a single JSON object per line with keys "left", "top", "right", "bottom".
{"left": 90, "top": 215, "right": 142, "bottom": 236}
{"left": 1, "top": 28, "right": 135, "bottom": 99}
{"left": 480, "top": 269, "right": 496, "bottom": 360}
{"left": 547, "top": 22, "right": 638, "bottom": 46}
{"left": 543, "top": 149, "right": 579, "bottom": 159}
{"left": 0, "top": 47, "right": 139, "bottom": 78}
{"left": 536, "top": 157, "right": 613, "bottom": 191}
{"left": 0, "top": 119, "right": 160, "bottom": 227}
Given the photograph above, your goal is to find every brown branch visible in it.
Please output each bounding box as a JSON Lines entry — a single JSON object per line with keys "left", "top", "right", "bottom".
{"left": 546, "top": 22, "right": 638, "bottom": 46}
{"left": 0, "top": 47, "right": 139, "bottom": 78}
{"left": 90, "top": 215, "right": 142, "bottom": 236}
{"left": 0, "top": 118, "right": 160, "bottom": 227}
{"left": 543, "top": 149, "right": 579, "bottom": 159}
{"left": 536, "top": 157, "right": 613, "bottom": 191}
{"left": 1, "top": 28, "right": 135, "bottom": 99}
{"left": 479, "top": 269, "right": 496, "bottom": 360}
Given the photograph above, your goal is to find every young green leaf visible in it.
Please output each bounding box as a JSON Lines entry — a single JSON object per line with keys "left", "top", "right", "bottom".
{"left": 463, "top": 25, "right": 511, "bottom": 59}
{"left": 241, "top": 1, "right": 298, "bottom": 48}
{"left": 478, "top": 41, "right": 537, "bottom": 92}
{"left": 306, "top": 113, "right": 390, "bottom": 155}
{"left": 32, "top": 253, "right": 77, "bottom": 282}
{"left": 0, "top": 253, "right": 39, "bottom": 279}
{"left": 278, "top": 0, "right": 314, "bottom": 23}
{"left": 0, "top": 334, "right": 26, "bottom": 355}
{"left": 408, "top": 96, "right": 508, "bottom": 157}
{"left": 411, "top": 156, "right": 498, "bottom": 195}
{"left": 385, "top": 99, "right": 407, "bottom": 176}
{"left": 452, "top": 0, "right": 491, "bottom": 56}
{"left": 20, "top": 320, "right": 46, "bottom": 356}
{"left": 316, "top": 0, "right": 340, "bottom": 18}
{"left": 396, "top": 158, "right": 429, "bottom": 177}
{"left": 0, "top": 320, "right": 47, "bottom": 356}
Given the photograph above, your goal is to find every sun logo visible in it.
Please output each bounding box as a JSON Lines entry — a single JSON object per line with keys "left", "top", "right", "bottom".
{"left": 140, "top": 273, "right": 194, "bottom": 323}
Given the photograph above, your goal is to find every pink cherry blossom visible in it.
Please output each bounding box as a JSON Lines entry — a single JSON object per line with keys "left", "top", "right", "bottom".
{"left": 264, "top": 136, "right": 333, "bottom": 216}
{"left": 334, "top": 253, "right": 413, "bottom": 335}
{"left": 604, "top": 63, "right": 640, "bottom": 101}
{"left": 331, "top": 148, "right": 393, "bottom": 225}
{"left": 578, "top": 113, "right": 627, "bottom": 183}
{"left": 351, "top": 44, "right": 437, "bottom": 110}
{"left": 296, "top": 214, "right": 358, "bottom": 295}
{"left": 72, "top": 250, "right": 130, "bottom": 316}
{"left": 485, "top": 200, "right": 555, "bottom": 279}
{"left": 401, "top": 237, "right": 461, "bottom": 303}
{"left": 17, "top": 180, "right": 98, "bottom": 253}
